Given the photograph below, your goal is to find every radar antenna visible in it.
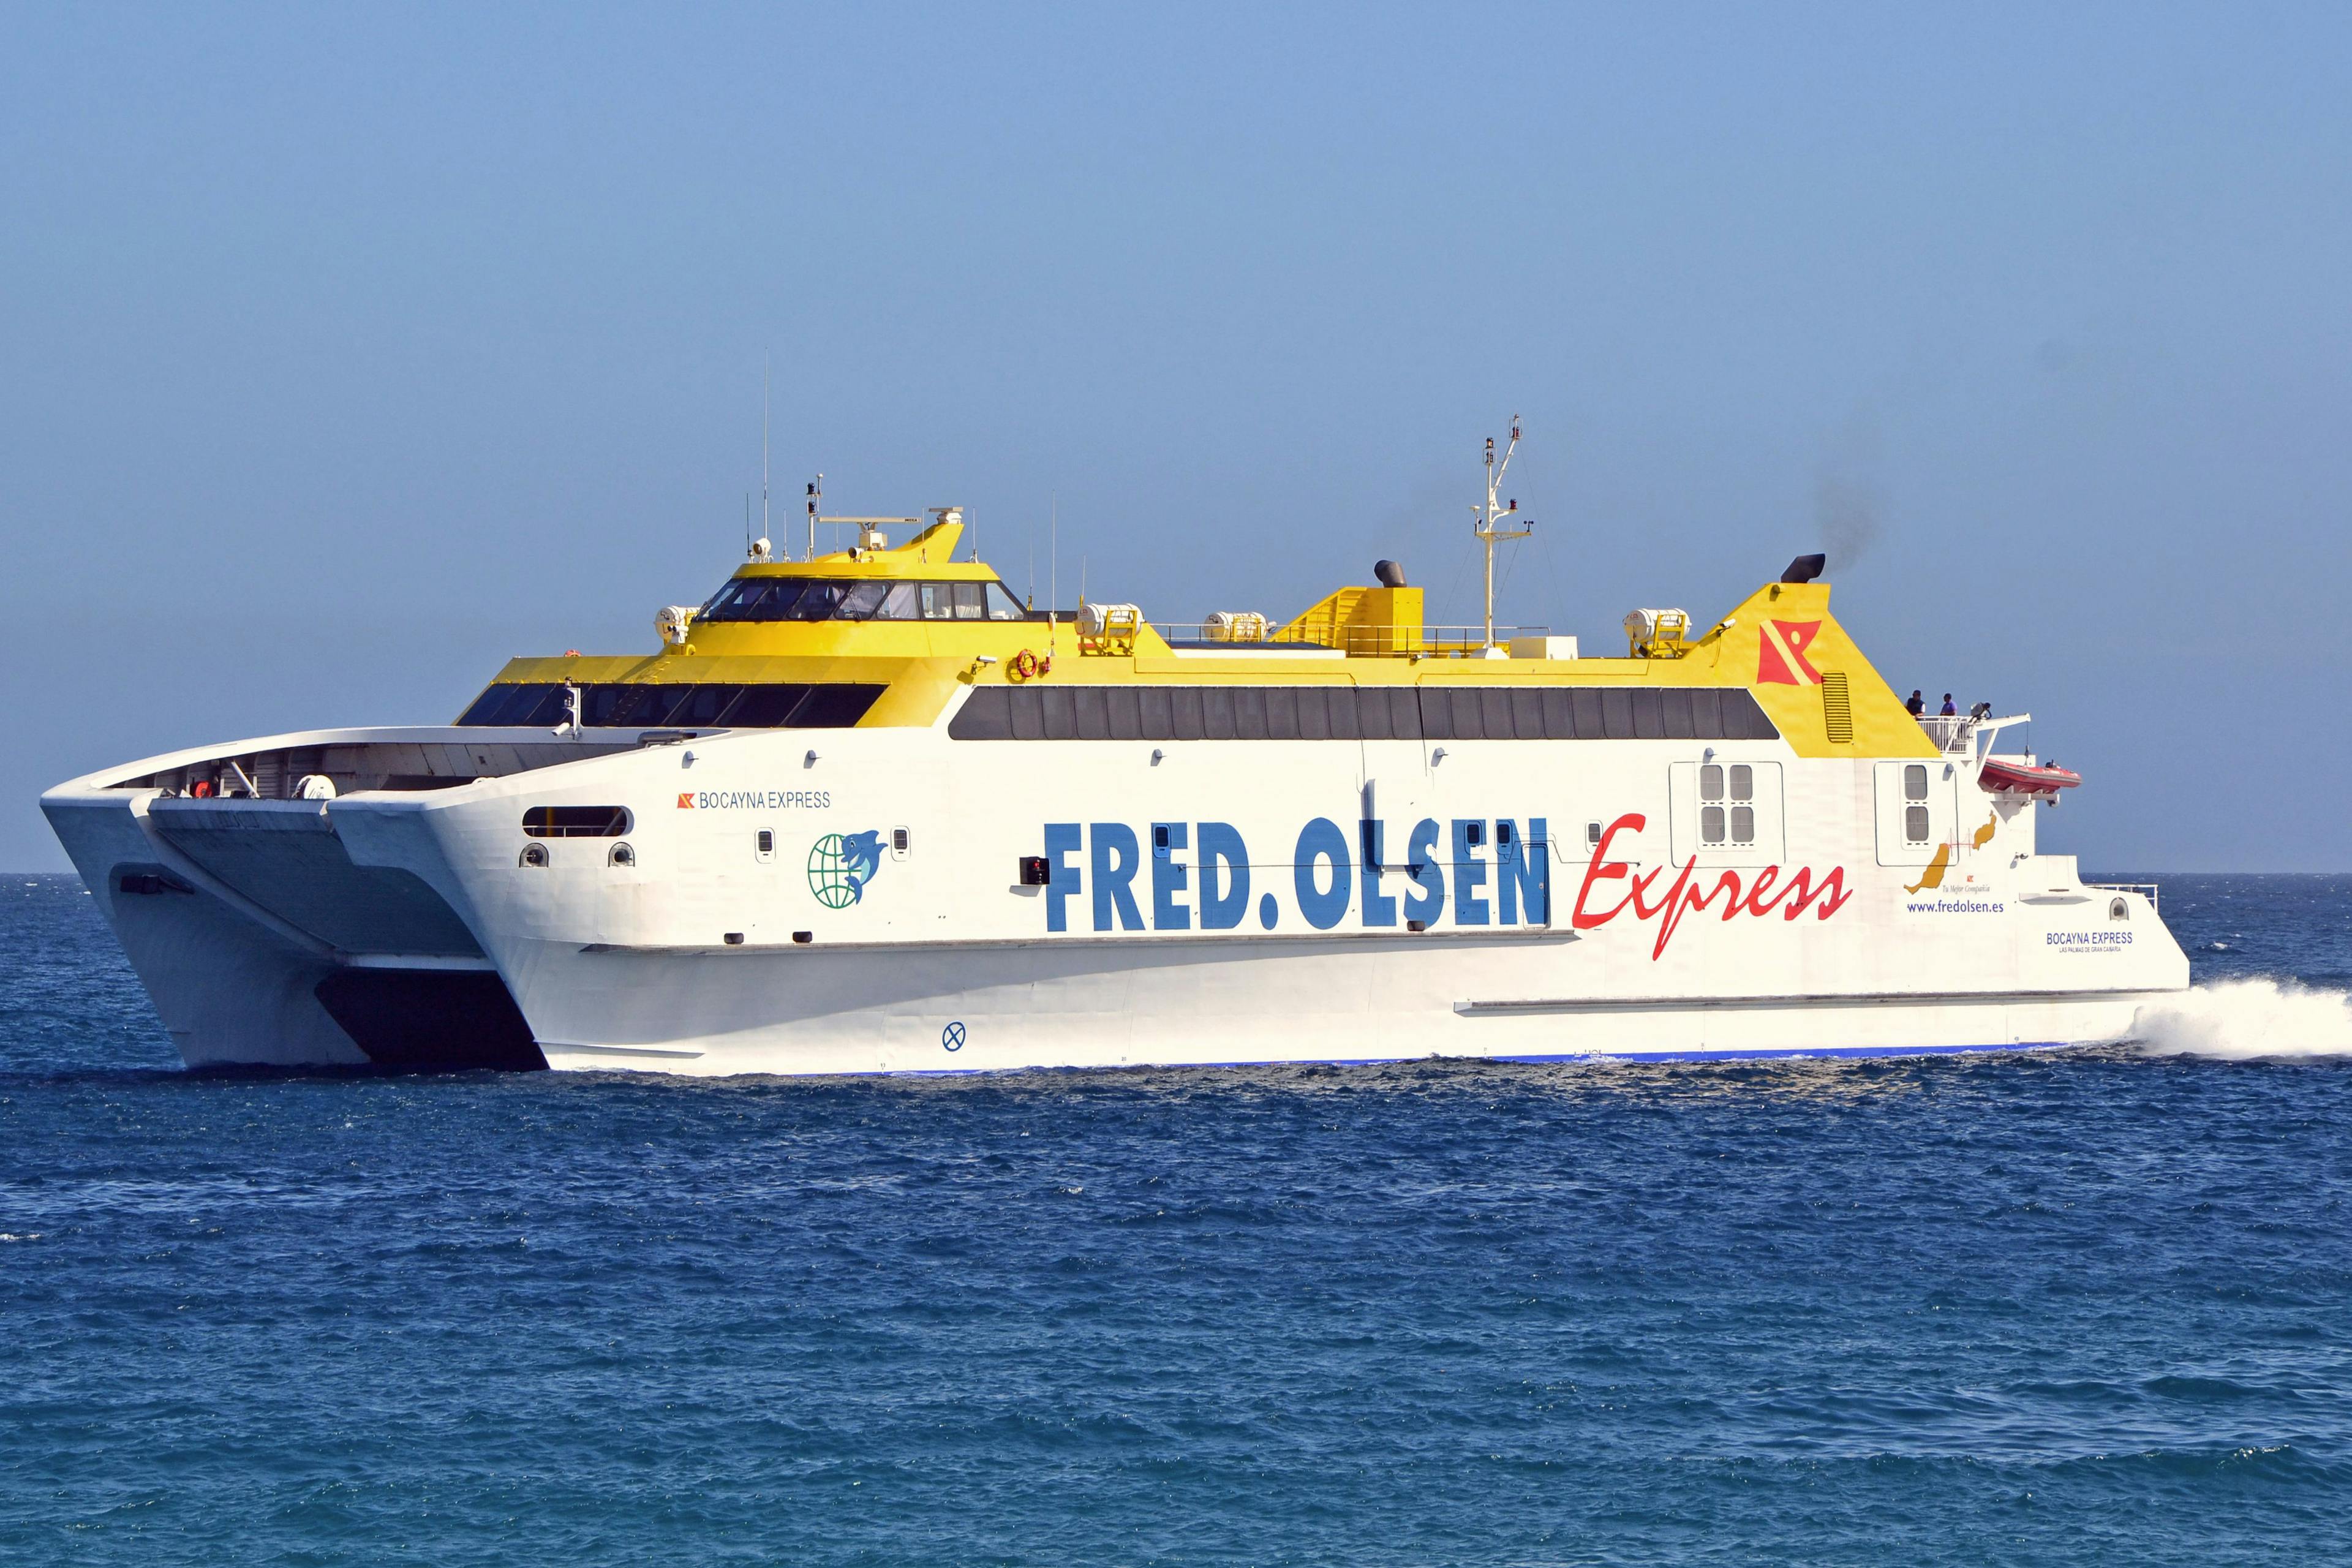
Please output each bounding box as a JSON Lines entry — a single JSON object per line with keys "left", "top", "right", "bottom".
{"left": 1473, "top": 417, "right": 1533, "bottom": 651}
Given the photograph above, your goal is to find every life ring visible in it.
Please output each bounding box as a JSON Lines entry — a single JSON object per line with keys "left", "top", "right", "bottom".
{"left": 1011, "top": 648, "right": 1042, "bottom": 682}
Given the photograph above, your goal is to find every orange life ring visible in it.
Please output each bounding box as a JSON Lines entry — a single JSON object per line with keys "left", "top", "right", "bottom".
{"left": 1011, "top": 649, "right": 1041, "bottom": 681}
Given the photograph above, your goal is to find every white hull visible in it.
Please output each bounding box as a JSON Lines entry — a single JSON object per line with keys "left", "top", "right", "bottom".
{"left": 45, "top": 715, "right": 2190, "bottom": 1076}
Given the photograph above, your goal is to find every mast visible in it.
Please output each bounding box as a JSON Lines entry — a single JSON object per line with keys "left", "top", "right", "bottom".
{"left": 761, "top": 354, "right": 771, "bottom": 556}
{"left": 1474, "top": 417, "right": 1533, "bottom": 649}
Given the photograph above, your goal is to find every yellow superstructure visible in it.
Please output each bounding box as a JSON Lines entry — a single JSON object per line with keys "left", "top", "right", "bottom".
{"left": 466, "top": 516, "right": 1934, "bottom": 761}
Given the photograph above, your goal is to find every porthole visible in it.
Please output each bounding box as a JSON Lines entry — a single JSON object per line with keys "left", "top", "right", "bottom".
{"left": 610, "top": 842, "right": 636, "bottom": 867}
{"left": 2109, "top": 897, "right": 2129, "bottom": 921}
{"left": 519, "top": 843, "right": 549, "bottom": 869}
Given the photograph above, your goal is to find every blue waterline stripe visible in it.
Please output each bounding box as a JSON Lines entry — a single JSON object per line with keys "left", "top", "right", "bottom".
{"left": 597, "top": 1038, "right": 2081, "bottom": 1078}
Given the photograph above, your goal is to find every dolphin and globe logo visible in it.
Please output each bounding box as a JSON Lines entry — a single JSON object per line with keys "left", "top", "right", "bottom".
{"left": 807, "top": 829, "right": 886, "bottom": 908}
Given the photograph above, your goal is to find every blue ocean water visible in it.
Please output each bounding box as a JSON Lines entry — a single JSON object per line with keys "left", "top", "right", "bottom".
{"left": 5, "top": 874, "right": 2352, "bottom": 1565}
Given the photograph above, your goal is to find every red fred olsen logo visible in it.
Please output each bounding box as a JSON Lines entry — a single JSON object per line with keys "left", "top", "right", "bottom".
{"left": 677, "top": 793, "right": 696, "bottom": 809}
{"left": 1757, "top": 620, "right": 1823, "bottom": 685}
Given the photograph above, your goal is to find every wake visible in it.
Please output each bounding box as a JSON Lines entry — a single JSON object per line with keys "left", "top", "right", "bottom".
{"left": 2132, "top": 978, "right": 2352, "bottom": 1059}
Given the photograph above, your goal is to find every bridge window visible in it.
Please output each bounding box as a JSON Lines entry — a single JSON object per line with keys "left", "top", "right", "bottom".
{"left": 696, "top": 578, "right": 1032, "bottom": 623}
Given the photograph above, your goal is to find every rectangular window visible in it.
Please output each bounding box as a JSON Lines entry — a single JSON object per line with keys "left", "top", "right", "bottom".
{"left": 1904, "top": 764, "right": 1929, "bottom": 801}
{"left": 1137, "top": 686, "right": 1172, "bottom": 739}
{"left": 1728, "top": 764, "right": 1752, "bottom": 801}
{"left": 836, "top": 581, "right": 891, "bottom": 620}
{"left": 1905, "top": 804, "right": 1931, "bottom": 843}
{"left": 1039, "top": 687, "right": 1077, "bottom": 740}
{"left": 668, "top": 685, "right": 745, "bottom": 727}
{"left": 1509, "top": 688, "right": 1546, "bottom": 741}
{"left": 1232, "top": 686, "right": 1268, "bottom": 740}
{"left": 720, "top": 685, "right": 810, "bottom": 727}
{"left": 1325, "top": 688, "right": 1360, "bottom": 741}
{"left": 1731, "top": 805, "right": 1754, "bottom": 845}
{"left": 1264, "top": 687, "right": 1300, "bottom": 739}
{"left": 1702, "top": 805, "right": 1725, "bottom": 844}
{"left": 1200, "top": 687, "right": 1238, "bottom": 740}
{"left": 1700, "top": 764, "right": 1724, "bottom": 801}
{"left": 951, "top": 582, "right": 985, "bottom": 620}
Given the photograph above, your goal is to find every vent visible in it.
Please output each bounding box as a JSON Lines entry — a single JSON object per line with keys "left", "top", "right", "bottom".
{"left": 1820, "top": 673, "right": 1853, "bottom": 744}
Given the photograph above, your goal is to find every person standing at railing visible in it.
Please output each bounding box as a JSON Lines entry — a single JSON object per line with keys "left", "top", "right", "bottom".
{"left": 1906, "top": 690, "right": 1926, "bottom": 717}
{"left": 1940, "top": 693, "right": 1958, "bottom": 716}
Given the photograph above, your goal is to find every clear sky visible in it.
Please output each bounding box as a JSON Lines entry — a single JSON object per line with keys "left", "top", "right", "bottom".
{"left": 4, "top": 4, "right": 2348, "bottom": 870}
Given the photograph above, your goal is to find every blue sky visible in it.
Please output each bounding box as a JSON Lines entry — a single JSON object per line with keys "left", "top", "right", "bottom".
{"left": 4, "top": 4, "right": 2348, "bottom": 869}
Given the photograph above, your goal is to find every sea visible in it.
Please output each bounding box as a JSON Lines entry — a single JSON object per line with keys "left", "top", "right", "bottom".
{"left": 5, "top": 873, "right": 2352, "bottom": 1566}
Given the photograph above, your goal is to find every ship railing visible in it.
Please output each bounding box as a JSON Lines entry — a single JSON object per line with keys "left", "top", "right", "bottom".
{"left": 1917, "top": 714, "right": 1980, "bottom": 752}
{"left": 2086, "top": 881, "right": 2161, "bottom": 915}
{"left": 1150, "top": 622, "right": 1553, "bottom": 658}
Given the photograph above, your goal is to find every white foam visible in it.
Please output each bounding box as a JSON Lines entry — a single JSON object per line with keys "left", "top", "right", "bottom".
{"left": 2132, "top": 978, "right": 2352, "bottom": 1058}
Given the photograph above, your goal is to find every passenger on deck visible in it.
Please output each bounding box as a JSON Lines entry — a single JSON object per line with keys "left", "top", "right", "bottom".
{"left": 1905, "top": 690, "right": 1926, "bottom": 717}
{"left": 1940, "top": 693, "right": 1958, "bottom": 716}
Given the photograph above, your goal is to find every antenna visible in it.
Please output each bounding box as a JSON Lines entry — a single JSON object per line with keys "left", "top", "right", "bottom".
{"left": 1472, "top": 415, "right": 1534, "bottom": 650}
{"left": 1050, "top": 493, "right": 1058, "bottom": 660}
{"left": 761, "top": 353, "right": 771, "bottom": 556}
{"left": 806, "top": 474, "right": 822, "bottom": 560}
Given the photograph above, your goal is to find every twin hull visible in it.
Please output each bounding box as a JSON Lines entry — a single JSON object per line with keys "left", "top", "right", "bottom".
{"left": 43, "top": 718, "right": 2190, "bottom": 1075}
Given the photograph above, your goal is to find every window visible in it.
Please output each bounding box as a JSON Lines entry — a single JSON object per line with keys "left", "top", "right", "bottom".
{"left": 755, "top": 829, "right": 775, "bottom": 861}
{"left": 1904, "top": 764, "right": 1929, "bottom": 800}
{"left": 696, "top": 577, "right": 1029, "bottom": 623}
{"left": 1699, "top": 760, "right": 1756, "bottom": 846}
{"left": 836, "top": 581, "right": 892, "bottom": 619}
{"left": 948, "top": 687, "right": 1782, "bottom": 742}
{"left": 461, "top": 683, "right": 884, "bottom": 729}
{"left": 524, "top": 805, "right": 631, "bottom": 839}
{"left": 1586, "top": 821, "right": 1604, "bottom": 848}
{"left": 1902, "top": 766, "right": 1931, "bottom": 845}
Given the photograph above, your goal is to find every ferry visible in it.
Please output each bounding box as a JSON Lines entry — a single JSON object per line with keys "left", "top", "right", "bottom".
{"left": 42, "top": 429, "right": 2188, "bottom": 1074}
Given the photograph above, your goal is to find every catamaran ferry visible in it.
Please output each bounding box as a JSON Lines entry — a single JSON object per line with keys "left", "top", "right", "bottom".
{"left": 44, "top": 432, "right": 2187, "bottom": 1074}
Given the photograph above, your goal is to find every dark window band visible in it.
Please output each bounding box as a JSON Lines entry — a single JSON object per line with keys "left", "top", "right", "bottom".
{"left": 458, "top": 682, "right": 886, "bottom": 729}
{"left": 697, "top": 578, "right": 1034, "bottom": 624}
{"left": 949, "top": 685, "right": 1779, "bottom": 742}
